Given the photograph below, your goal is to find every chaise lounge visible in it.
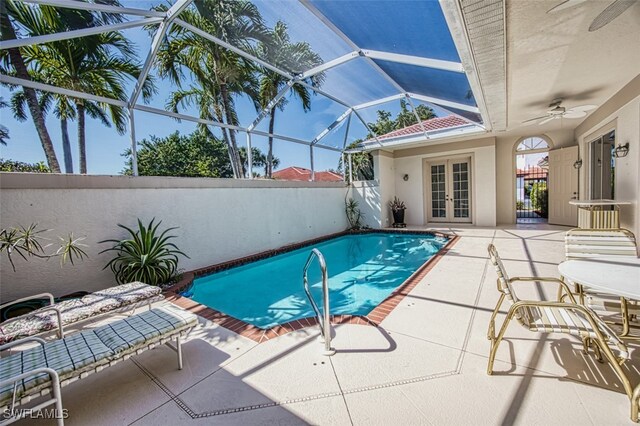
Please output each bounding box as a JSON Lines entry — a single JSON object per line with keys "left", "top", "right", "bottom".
{"left": 0, "top": 303, "right": 197, "bottom": 426}
{"left": 0, "top": 282, "right": 164, "bottom": 345}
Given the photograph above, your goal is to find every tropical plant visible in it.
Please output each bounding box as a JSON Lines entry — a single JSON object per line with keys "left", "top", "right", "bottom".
{"left": 5, "top": 0, "right": 155, "bottom": 174}
{"left": 0, "top": 98, "right": 9, "bottom": 145}
{"left": 0, "top": 158, "right": 50, "bottom": 172}
{"left": 122, "top": 130, "right": 233, "bottom": 178}
{"left": 388, "top": 196, "right": 406, "bottom": 211}
{"left": 238, "top": 146, "right": 280, "bottom": 177}
{"left": 345, "top": 197, "right": 365, "bottom": 230}
{"left": 0, "top": 0, "right": 60, "bottom": 172}
{"left": 100, "top": 219, "right": 188, "bottom": 286}
{"left": 0, "top": 223, "right": 87, "bottom": 271}
{"left": 256, "top": 21, "right": 324, "bottom": 178}
{"left": 531, "top": 182, "right": 549, "bottom": 218}
{"left": 339, "top": 141, "right": 374, "bottom": 181}
{"left": 154, "top": 0, "right": 269, "bottom": 178}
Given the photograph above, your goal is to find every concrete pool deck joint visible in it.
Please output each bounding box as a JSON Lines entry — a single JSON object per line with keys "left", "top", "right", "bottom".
{"left": 164, "top": 229, "right": 460, "bottom": 343}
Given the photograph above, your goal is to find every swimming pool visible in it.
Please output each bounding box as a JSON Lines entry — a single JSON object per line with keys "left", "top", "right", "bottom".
{"left": 186, "top": 232, "right": 449, "bottom": 329}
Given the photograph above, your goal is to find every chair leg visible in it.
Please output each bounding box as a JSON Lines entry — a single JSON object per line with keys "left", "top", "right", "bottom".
{"left": 487, "top": 294, "right": 505, "bottom": 341}
{"left": 631, "top": 384, "right": 640, "bottom": 422}
{"left": 176, "top": 336, "right": 183, "bottom": 370}
{"left": 487, "top": 310, "right": 515, "bottom": 375}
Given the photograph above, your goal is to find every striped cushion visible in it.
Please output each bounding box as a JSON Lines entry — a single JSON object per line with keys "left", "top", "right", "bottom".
{"left": 94, "top": 306, "right": 195, "bottom": 354}
{"left": 0, "top": 283, "right": 162, "bottom": 345}
{"left": 525, "top": 305, "right": 628, "bottom": 359}
{"left": 0, "top": 305, "right": 196, "bottom": 406}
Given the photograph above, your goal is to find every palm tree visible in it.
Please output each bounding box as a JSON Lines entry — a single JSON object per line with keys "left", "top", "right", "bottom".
{"left": 155, "top": 0, "right": 268, "bottom": 178}
{"left": 4, "top": 0, "right": 154, "bottom": 174}
{"left": 238, "top": 146, "right": 279, "bottom": 177}
{"left": 256, "top": 21, "right": 324, "bottom": 178}
{"left": 10, "top": 86, "right": 76, "bottom": 172}
{"left": 0, "top": 98, "right": 9, "bottom": 145}
{"left": 0, "top": 1, "right": 60, "bottom": 172}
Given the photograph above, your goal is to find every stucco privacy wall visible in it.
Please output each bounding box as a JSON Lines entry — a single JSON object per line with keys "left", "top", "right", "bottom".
{"left": 574, "top": 75, "right": 640, "bottom": 237}
{"left": 391, "top": 137, "right": 497, "bottom": 227}
{"left": 349, "top": 181, "right": 382, "bottom": 228}
{"left": 0, "top": 174, "right": 348, "bottom": 301}
{"left": 495, "top": 128, "right": 575, "bottom": 225}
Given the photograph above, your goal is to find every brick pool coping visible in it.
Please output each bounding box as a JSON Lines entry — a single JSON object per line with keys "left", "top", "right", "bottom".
{"left": 164, "top": 229, "right": 460, "bottom": 343}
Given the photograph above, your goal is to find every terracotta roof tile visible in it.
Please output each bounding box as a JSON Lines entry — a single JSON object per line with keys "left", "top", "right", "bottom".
{"left": 272, "top": 167, "right": 343, "bottom": 182}
{"left": 377, "top": 115, "right": 470, "bottom": 140}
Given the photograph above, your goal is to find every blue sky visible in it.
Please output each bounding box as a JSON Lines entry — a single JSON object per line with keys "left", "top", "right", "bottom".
{"left": 0, "top": 0, "right": 455, "bottom": 175}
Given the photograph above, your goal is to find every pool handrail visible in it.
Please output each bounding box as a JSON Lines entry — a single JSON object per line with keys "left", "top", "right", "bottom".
{"left": 303, "top": 248, "right": 335, "bottom": 356}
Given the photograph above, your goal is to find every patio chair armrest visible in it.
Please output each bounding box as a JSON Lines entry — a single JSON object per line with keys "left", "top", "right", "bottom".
{"left": 508, "top": 277, "right": 576, "bottom": 303}
{"left": 0, "top": 336, "right": 47, "bottom": 353}
{"left": 0, "top": 306, "right": 65, "bottom": 340}
{"left": 0, "top": 293, "right": 55, "bottom": 311}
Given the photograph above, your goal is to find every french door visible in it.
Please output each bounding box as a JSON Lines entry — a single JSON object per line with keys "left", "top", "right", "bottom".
{"left": 426, "top": 157, "right": 472, "bottom": 223}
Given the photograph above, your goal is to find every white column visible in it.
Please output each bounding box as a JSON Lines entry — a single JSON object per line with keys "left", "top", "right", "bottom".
{"left": 246, "top": 132, "right": 253, "bottom": 179}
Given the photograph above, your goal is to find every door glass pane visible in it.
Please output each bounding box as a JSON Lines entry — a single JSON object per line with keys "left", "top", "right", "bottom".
{"left": 431, "top": 164, "right": 446, "bottom": 218}
{"left": 452, "top": 161, "right": 470, "bottom": 218}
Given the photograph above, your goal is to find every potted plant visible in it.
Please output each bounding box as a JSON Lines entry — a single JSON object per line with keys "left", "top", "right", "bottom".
{"left": 388, "top": 197, "right": 406, "bottom": 226}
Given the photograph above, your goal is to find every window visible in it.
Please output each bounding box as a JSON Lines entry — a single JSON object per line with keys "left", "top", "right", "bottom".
{"left": 516, "top": 137, "right": 549, "bottom": 152}
{"left": 589, "top": 130, "right": 616, "bottom": 200}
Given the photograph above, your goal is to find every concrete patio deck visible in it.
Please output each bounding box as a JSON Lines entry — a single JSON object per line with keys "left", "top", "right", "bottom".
{"left": 17, "top": 225, "right": 639, "bottom": 425}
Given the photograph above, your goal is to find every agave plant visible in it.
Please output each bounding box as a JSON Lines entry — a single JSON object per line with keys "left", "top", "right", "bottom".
{"left": 100, "top": 219, "right": 188, "bottom": 286}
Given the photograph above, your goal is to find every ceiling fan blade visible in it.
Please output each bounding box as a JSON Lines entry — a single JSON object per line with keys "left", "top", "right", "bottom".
{"left": 547, "top": 0, "right": 588, "bottom": 13}
{"left": 538, "top": 116, "right": 556, "bottom": 125}
{"left": 522, "top": 115, "right": 548, "bottom": 124}
{"left": 568, "top": 104, "right": 598, "bottom": 112}
{"left": 562, "top": 111, "right": 587, "bottom": 119}
{"left": 589, "top": 0, "right": 635, "bottom": 31}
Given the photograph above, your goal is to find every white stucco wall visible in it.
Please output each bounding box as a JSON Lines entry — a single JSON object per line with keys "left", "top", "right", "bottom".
{"left": 0, "top": 174, "right": 349, "bottom": 301}
{"left": 373, "top": 152, "right": 395, "bottom": 228}
{"left": 349, "top": 181, "right": 382, "bottom": 229}
{"left": 575, "top": 89, "right": 640, "bottom": 237}
{"left": 391, "top": 137, "right": 497, "bottom": 227}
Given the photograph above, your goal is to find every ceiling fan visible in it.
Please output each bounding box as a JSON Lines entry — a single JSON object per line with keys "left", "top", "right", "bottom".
{"left": 522, "top": 99, "right": 597, "bottom": 126}
{"left": 547, "top": 0, "right": 637, "bottom": 31}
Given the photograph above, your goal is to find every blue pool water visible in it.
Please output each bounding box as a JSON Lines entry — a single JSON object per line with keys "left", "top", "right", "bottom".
{"left": 187, "top": 233, "right": 448, "bottom": 329}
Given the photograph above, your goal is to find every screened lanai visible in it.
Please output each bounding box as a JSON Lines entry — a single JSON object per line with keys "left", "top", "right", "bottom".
{"left": 0, "top": 0, "right": 488, "bottom": 178}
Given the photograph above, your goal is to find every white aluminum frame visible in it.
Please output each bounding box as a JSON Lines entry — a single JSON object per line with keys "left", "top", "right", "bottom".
{"left": 2, "top": 0, "right": 490, "bottom": 177}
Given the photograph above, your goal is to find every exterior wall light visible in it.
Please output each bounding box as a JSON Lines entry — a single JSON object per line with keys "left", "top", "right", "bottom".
{"left": 403, "top": 174, "right": 409, "bottom": 181}
{"left": 614, "top": 142, "right": 630, "bottom": 158}
{"left": 573, "top": 159, "right": 582, "bottom": 169}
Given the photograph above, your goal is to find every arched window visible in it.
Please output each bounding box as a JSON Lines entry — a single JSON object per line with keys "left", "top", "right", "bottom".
{"left": 516, "top": 137, "right": 549, "bottom": 152}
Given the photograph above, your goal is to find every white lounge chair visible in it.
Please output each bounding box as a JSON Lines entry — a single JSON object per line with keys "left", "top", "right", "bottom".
{"left": 0, "top": 303, "right": 197, "bottom": 426}
{"left": 0, "top": 282, "right": 163, "bottom": 345}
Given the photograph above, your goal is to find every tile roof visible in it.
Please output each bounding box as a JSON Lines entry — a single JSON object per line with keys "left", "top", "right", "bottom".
{"left": 377, "top": 115, "right": 471, "bottom": 140}
{"left": 272, "top": 167, "right": 343, "bottom": 182}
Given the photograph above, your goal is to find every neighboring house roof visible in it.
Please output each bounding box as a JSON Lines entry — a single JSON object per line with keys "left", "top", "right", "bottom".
{"left": 516, "top": 167, "right": 548, "bottom": 179}
{"left": 272, "top": 167, "right": 343, "bottom": 182}
{"left": 377, "top": 115, "right": 471, "bottom": 140}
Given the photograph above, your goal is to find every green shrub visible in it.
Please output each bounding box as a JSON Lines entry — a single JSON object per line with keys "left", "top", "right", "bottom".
{"left": 100, "top": 219, "right": 188, "bottom": 286}
{"left": 531, "top": 182, "right": 549, "bottom": 218}
{"left": 516, "top": 200, "right": 525, "bottom": 210}
{"left": 0, "top": 158, "right": 50, "bottom": 173}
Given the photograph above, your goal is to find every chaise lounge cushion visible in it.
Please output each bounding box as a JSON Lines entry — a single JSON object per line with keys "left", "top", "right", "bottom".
{"left": 0, "top": 282, "right": 162, "bottom": 345}
{"left": 0, "top": 304, "right": 196, "bottom": 406}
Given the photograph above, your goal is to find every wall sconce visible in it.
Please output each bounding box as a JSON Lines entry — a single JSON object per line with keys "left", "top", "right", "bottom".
{"left": 403, "top": 174, "right": 409, "bottom": 181}
{"left": 614, "top": 142, "right": 630, "bottom": 158}
{"left": 573, "top": 159, "right": 582, "bottom": 169}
